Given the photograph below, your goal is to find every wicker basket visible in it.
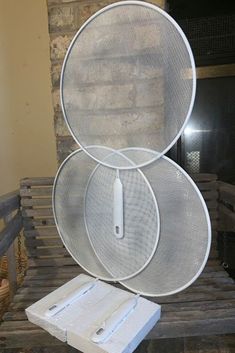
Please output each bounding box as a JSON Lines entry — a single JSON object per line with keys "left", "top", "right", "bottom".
{"left": 0, "top": 256, "right": 8, "bottom": 279}
{"left": 0, "top": 279, "right": 10, "bottom": 319}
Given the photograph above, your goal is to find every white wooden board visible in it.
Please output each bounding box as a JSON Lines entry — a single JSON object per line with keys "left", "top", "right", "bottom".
{"left": 26, "top": 274, "right": 161, "bottom": 353}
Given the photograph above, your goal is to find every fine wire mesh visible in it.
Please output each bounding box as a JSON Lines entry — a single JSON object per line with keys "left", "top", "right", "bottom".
{"left": 120, "top": 153, "right": 211, "bottom": 296}
{"left": 61, "top": 2, "right": 195, "bottom": 168}
{"left": 85, "top": 162, "right": 159, "bottom": 279}
{"left": 53, "top": 147, "right": 160, "bottom": 281}
{"left": 53, "top": 149, "right": 111, "bottom": 279}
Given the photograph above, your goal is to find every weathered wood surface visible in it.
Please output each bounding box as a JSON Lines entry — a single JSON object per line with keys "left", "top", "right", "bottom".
{"left": 218, "top": 181, "right": 235, "bottom": 232}
{"left": 0, "top": 212, "right": 23, "bottom": 257}
{"left": 0, "top": 191, "right": 20, "bottom": 219}
{"left": 0, "top": 175, "right": 234, "bottom": 349}
{"left": 6, "top": 242, "right": 17, "bottom": 299}
{"left": 0, "top": 191, "right": 22, "bottom": 296}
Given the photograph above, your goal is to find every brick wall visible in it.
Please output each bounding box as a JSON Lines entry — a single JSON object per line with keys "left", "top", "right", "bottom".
{"left": 47, "top": 0, "right": 166, "bottom": 164}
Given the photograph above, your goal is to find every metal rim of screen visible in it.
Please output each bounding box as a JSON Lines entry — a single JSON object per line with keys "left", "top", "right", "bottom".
{"left": 52, "top": 146, "right": 161, "bottom": 281}
{"left": 119, "top": 154, "right": 211, "bottom": 297}
{"left": 60, "top": 0, "right": 196, "bottom": 170}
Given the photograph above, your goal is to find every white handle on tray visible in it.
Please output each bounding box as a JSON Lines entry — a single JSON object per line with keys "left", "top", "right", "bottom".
{"left": 91, "top": 295, "right": 139, "bottom": 344}
{"left": 45, "top": 279, "right": 97, "bottom": 317}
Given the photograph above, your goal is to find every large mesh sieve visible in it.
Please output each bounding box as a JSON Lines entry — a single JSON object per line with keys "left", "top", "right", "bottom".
{"left": 53, "top": 147, "right": 160, "bottom": 281}
{"left": 61, "top": 1, "right": 196, "bottom": 169}
{"left": 119, "top": 152, "right": 211, "bottom": 296}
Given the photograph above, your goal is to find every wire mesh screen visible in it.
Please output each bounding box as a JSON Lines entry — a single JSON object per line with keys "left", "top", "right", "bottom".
{"left": 53, "top": 147, "right": 160, "bottom": 281}
{"left": 61, "top": 2, "right": 196, "bottom": 169}
{"left": 121, "top": 154, "right": 211, "bottom": 296}
{"left": 54, "top": 1, "right": 211, "bottom": 297}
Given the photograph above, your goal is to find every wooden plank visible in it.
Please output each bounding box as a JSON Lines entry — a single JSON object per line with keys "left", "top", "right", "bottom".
{"left": 218, "top": 204, "right": 235, "bottom": 232}
{"left": 211, "top": 220, "right": 218, "bottom": 230}
{"left": 15, "top": 284, "right": 235, "bottom": 305}
{"left": 194, "top": 181, "right": 218, "bottom": 191}
{"left": 6, "top": 243, "right": 17, "bottom": 299}
{"left": 183, "top": 335, "right": 234, "bottom": 353}
{"left": 148, "top": 317, "right": 235, "bottom": 339}
{"left": 0, "top": 327, "right": 68, "bottom": 348}
{"left": 207, "top": 259, "right": 221, "bottom": 266}
{"left": 209, "top": 248, "right": 218, "bottom": 259}
{"left": 191, "top": 174, "right": 217, "bottom": 182}
{"left": 22, "top": 208, "right": 53, "bottom": 218}
{"left": 4, "top": 213, "right": 17, "bottom": 298}
{"left": 1, "top": 317, "right": 235, "bottom": 346}
{"left": 24, "top": 227, "right": 58, "bottom": 237}
{"left": 155, "top": 290, "right": 235, "bottom": 304}
{"left": 3, "top": 311, "right": 27, "bottom": 321}
{"left": 202, "top": 265, "right": 225, "bottom": 273}
{"left": 25, "top": 237, "right": 62, "bottom": 248}
{"left": 28, "top": 257, "right": 76, "bottom": 267}
{"left": 17, "top": 286, "right": 58, "bottom": 295}
{"left": 21, "top": 266, "right": 230, "bottom": 283}
{"left": 0, "top": 190, "right": 20, "bottom": 218}
{"left": 23, "top": 257, "right": 220, "bottom": 268}
{"left": 8, "top": 283, "right": 235, "bottom": 311}
{"left": 26, "top": 265, "right": 79, "bottom": 276}
{"left": 20, "top": 187, "right": 53, "bottom": 197}
{"left": 23, "top": 218, "right": 56, "bottom": 228}
{"left": 17, "top": 281, "right": 235, "bottom": 304}
{"left": 21, "top": 278, "right": 73, "bottom": 288}
{"left": 208, "top": 210, "right": 218, "bottom": 220}
{"left": 20, "top": 274, "right": 234, "bottom": 290}
{"left": 21, "top": 177, "right": 54, "bottom": 187}
{"left": 196, "top": 64, "right": 235, "bottom": 79}
{"left": 161, "top": 308, "right": 235, "bottom": 322}
{"left": 203, "top": 200, "right": 217, "bottom": 210}
{"left": 13, "top": 283, "right": 235, "bottom": 306}
{"left": 201, "top": 190, "right": 218, "bottom": 201}
{"left": 162, "top": 299, "right": 235, "bottom": 313}
{"left": 22, "top": 264, "right": 228, "bottom": 281}
{"left": 21, "top": 198, "right": 52, "bottom": 207}
{"left": 27, "top": 247, "right": 68, "bottom": 257}
{"left": 0, "top": 211, "right": 23, "bottom": 256}
{"left": 219, "top": 182, "right": 235, "bottom": 208}
{"left": 19, "top": 271, "right": 82, "bottom": 282}
{"left": 0, "top": 320, "right": 40, "bottom": 331}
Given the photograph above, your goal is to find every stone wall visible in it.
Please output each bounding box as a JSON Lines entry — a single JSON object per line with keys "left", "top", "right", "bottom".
{"left": 47, "top": 0, "right": 165, "bottom": 164}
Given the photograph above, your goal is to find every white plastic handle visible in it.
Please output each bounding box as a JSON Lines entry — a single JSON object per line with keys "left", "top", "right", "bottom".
{"left": 113, "top": 171, "right": 124, "bottom": 239}
{"left": 45, "top": 279, "right": 97, "bottom": 317}
{"left": 91, "top": 295, "right": 138, "bottom": 344}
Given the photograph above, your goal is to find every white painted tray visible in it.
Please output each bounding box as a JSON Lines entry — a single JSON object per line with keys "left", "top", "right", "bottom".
{"left": 26, "top": 274, "right": 161, "bottom": 353}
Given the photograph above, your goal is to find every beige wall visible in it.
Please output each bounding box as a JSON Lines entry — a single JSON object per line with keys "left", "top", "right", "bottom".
{"left": 0, "top": 0, "right": 57, "bottom": 195}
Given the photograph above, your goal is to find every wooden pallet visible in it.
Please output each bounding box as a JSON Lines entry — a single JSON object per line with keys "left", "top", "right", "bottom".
{"left": 0, "top": 175, "right": 234, "bottom": 350}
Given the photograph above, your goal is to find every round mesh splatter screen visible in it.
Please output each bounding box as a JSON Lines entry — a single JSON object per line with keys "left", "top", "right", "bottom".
{"left": 53, "top": 147, "right": 160, "bottom": 281}
{"left": 61, "top": 1, "right": 196, "bottom": 169}
{"left": 120, "top": 153, "right": 211, "bottom": 296}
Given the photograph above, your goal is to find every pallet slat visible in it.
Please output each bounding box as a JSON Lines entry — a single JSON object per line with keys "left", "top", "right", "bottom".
{"left": 191, "top": 174, "right": 217, "bottom": 182}
{"left": 20, "top": 187, "right": 53, "bottom": 197}
{"left": 21, "top": 177, "right": 55, "bottom": 187}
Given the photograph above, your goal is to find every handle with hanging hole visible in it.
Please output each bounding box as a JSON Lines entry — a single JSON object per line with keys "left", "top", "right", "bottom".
{"left": 113, "top": 171, "right": 124, "bottom": 239}
{"left": 45, "top": 279, "right": 97, "bottom": 317}
{"left": 91, "top": 295, "right": 139, "bottom": 344}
